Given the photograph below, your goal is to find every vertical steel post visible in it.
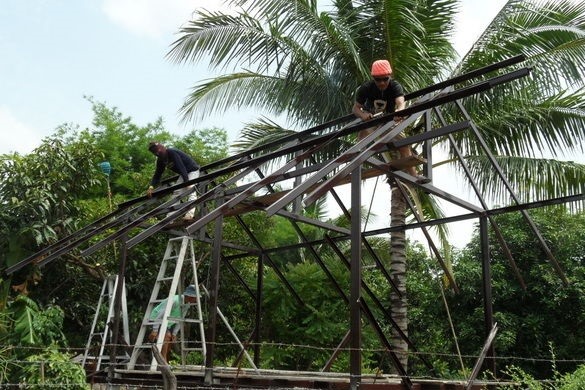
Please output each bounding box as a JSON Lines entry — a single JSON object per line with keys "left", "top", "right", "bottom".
{"left": 480, "top": 216, "right": 496, "bottom": 375}
{"left": 350, "top": 166, "right": 362, "bottom": 390}
{"left": 204, "top": 197, "right": 224, "bottom": 384}
{"left": 254, "top": 254, "right": 264, "bottom": 366}
{"left": 108, "top": 235, "right": 127, "bottom": 382}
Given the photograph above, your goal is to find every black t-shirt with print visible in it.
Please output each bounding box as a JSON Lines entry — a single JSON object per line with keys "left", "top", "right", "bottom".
{"left": 355, "top": 79, "right": 405, "bottom": 114}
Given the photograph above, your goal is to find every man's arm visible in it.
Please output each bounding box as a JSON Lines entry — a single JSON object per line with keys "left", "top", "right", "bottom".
{"left": 393, "top": 95, "right": 406, "bottom": 122}
{"left": 147, "top": 159, "right": 166, "bottom": 197}
{"left": 151, "top": 160, "right": 165, "bottom": 187}
{"left": 353, "top": 101, "right": 373, "bottom": 121}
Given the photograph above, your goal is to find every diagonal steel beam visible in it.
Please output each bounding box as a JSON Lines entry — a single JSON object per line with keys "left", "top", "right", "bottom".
{"left": 302, "top": 120, "right": 471, "bottom": 206}
{"left": 184, "top": 138, "right": 341, "bottom": 234}
{"left": 455, "top": 99, "right": 569, "bottom": 286}
{"left": 433, "top": 105, "right": 527, "bottom": 290}
{"left": 264, "top": 116, "right": 414, "bottom": 216}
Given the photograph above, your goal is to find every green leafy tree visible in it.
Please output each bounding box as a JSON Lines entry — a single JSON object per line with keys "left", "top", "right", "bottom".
{"left": 21, "top": 346, "right": 89, "bottom": 389}
{"left": 167, "top": 0, "right": 585, "bottom": 372}
{"left": 0, "top": 99, "right": 236, "bottom": 376}
{"left": 408, "top": 207, "right": 585, "bottom": 378}
{"left": 0, "top": 134, "right": 105, "bottom": 283}
{"left": 0, "top": 293, "right": 70, "bottom": 384}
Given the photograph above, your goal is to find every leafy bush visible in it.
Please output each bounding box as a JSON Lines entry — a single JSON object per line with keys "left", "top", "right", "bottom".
{"left": 20, "top": 346, "right": 88, "bottom": 389}
{"left": 501, "top": 364, "right": 585, "bottom": 389}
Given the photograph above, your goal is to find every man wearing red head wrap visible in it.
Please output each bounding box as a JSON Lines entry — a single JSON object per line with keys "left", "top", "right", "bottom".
{"left": 352, "top": 60, "right": 429, "bottom": 184}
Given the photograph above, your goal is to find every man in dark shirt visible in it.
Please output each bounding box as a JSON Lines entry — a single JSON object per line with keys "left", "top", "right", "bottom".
{"left": 147, "top": 141, "right": 200, "bottom": 219}
{"left": 352, "top": 59, "right": 429, "bottom": 184}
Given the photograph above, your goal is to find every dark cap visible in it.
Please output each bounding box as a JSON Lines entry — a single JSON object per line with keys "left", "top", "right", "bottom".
{"left": 148, "top": 141, "right": 161, "bottom": 151}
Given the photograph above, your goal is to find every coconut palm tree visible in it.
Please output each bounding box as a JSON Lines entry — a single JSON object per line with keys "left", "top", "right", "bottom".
{"left": 168, "top": 0, "right": 585, "bottom": 372}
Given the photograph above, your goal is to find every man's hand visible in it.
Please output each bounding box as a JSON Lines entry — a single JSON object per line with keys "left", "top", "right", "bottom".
{"left": 148, "top": 331, "right": 158, "bottom": 343}
{"left": 146, "top": 185, "right": 154, "bottom": 198}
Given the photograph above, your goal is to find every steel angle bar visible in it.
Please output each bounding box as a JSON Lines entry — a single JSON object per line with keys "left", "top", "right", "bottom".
{"left": 126, "top": 162, "right": 263, "bottom": 249}
{"left": 264, "top": 116, "right": 405, "bottom": 216}
{"left": 302, "top": 113, "right": 426, "bottom": 207}
{"left": 466, "top": 323, "right": 499, "bottom": 390}
{"left": 394, "top": 180, "right": 459, "bottom": 293}
{"left": 270, "top": 209, "right": 351, "bottom": 235}
{"left": 324, "top": 235, "right": 436, "bottom": 373}
{"left": 488, "top": 68, "right": 531, "bottom": 87}
{"left": 391, "top": 120, "right": 471, "bottom": 149}
{"left": 221, "top": 194, "right": 585, "bottom": 260}
{"left": 81, "top": 193, "right": 190, "bottom": 257}
{"left": 312, "top": 159, "right": 402, "bottom": 298}
{"left": 407, "top": 54, "right": 525, "bottom": 100}
{"left": 194, "top": 133, "right": 344, "bottom": 200}
{"left": 391, "top": 170, "right": 484, "bottom": 213}
{"left": 5, "top": 211, "right": 122, "bottom": 275}
{"left": 489, "top": 193, "right": 585, "bottom": 214}
{"left": 126, "top": 199, "right": 202, "bottom": 249}
{"left": 360, "top": 300, "right": 413, "bottom": 389}
{"left": 185, "top": 139, "right": 339, "bottom": 235}
{"left": 220, "top": 161, "right": 331, "bottom": 206}
{"left": 455, "top": 99, "right": 568, "bottom": 285}
{"left": 380, "top": 68, "right": 529, "bottom": 124}
{"left": 433, "top": 107, "right": 527, "bottom": 289}
{"left": 196, "top": 236, "right": 260, "bottom": 255}
{"left": 5, "top": 200, "right": 152, "bottom": 274}
{"left": 234, "top": 215, "right": 305, "bottom": 307}
{"left": 203, "top": 116, "right": 359, "bottom": 172}
{"left": 360, "top": 152, "right": 483, "bottom": 213}
{"left": 303, "top": 223, "right": 419, "bottom": 382}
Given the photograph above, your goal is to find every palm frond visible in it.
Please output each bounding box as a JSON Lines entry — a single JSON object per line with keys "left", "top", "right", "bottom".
{"left": 457, "top": 155, "right": 585, "bottom": 208}
{"left": 232, "top": 118, "right": 296, "bottom": 153}
{"left": 457, "top": 0, "right": 585, "bottom": 92}
{"left": 355, "top": 0, "right": 458, "bottom": 90}
{"left": 448, "top": 85, "right": 585, "bottom": 158}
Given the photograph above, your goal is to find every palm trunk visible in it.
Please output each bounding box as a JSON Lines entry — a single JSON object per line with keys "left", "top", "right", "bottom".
{"left": 389, "top": 184, "right": 409, "bottom": 372}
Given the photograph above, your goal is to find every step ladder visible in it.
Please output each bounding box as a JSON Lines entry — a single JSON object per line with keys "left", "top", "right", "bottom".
{"left": 127, "top": 236, "right": 206, "bottom": 371}
{"left": 82, "top": 275, "right": 130, "bottom": 372}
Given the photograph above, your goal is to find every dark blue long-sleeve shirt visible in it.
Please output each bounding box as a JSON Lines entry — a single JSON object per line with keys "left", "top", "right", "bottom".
{"left": 150, "top": 148, "right": 200, "bottom": 186}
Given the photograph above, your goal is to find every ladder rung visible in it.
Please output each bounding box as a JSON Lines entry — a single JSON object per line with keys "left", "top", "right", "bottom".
{"left": 183, "top": 319, "right": 203, "bottom": 324}
{"left": 156, "top": 277, "right": 174, "bottom": 282}
{"left": 167, "top": 317, "right": 202, "bottom": 323}
{"left": 85, "top": 355, "right": 130, "bottom": 360}
{"left": 134, "top": 344, "right": 156, "bottom": 349}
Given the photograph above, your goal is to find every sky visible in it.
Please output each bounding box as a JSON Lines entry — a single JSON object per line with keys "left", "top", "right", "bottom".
{"left": 0, "top": 0, "right": 509, "bottom": 156}
{"left": 1, "top": 0, "right": 513, "bottom": 248}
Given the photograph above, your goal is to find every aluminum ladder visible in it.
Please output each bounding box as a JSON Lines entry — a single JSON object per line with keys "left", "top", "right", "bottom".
{"left": 82, "top": 274, "right": 130, "bottom": 372}
{"left": 127, "top": 236, "right": 206, "bottom": 370}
